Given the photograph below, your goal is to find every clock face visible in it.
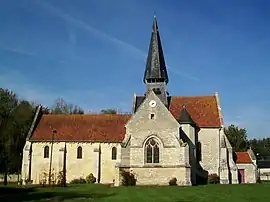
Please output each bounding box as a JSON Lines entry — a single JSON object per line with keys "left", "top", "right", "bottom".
{"left": 149, "top": 100, "right": 157, "bottom": 107}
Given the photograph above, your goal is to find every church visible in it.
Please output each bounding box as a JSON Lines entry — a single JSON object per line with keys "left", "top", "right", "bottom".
{"left": 21, "top": 17, "right": 243, "bottom": 186}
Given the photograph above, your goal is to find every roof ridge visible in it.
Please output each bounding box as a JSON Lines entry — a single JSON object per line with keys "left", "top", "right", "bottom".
{"left": 136, "top": 95, "right": 216, "bottom": 98}
{"left": 171, "top": 95, "right": 215, "bottom": 98}
{"left": 43, "top": 114, "right": 132, "bottom": 116}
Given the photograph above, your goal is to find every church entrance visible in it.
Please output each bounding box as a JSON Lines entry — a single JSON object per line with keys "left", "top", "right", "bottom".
{"left": 239, "top": 169, "right": 245, "bottom": 184}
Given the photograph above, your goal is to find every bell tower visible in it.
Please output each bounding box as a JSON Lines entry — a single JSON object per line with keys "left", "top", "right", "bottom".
{"left": 143, "top": 16, "right": 169, "bottom": 106}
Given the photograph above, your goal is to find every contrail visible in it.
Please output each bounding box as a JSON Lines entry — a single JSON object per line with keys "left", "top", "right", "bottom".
{"left": 1, "top": 47, "right": 36, "bottom": 57}
{"left": 35, "top": 0, "right": 199, "bottom": 81}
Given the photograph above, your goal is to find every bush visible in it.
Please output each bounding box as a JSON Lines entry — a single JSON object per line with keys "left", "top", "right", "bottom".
{"left": 57, "top": 171, "right": 66, "bottom": 186}
{"left": 86, "top": 173, "right": 96, "bottom": 184}
{"left": 208, "top": 173, "right": 220, "bottom": 184}
{"left": 169, "top": 177, "right": 177, "bottom": 186}
{"left": 70, "top": 178, "right": 86, "bottom": 184}
{"left": 121, "top": 170, "right": 136, "bottom": 186}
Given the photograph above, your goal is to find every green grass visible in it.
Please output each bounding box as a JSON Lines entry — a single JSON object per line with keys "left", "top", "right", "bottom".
{"left": 1, "top": 183, "right": 270, "bottom": 202}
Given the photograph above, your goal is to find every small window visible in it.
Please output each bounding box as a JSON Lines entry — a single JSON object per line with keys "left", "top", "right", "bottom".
{"left": 150, "top": 114, "right": 155, "bottom": 120}
{"left": 77, "top": 146, "right": 82, "bottom": 159}
{"left": 44, "top": 146, "right": 49, "bottom": 158}
{"left": 112, "top": 147, "right": 117, "bottom": 160}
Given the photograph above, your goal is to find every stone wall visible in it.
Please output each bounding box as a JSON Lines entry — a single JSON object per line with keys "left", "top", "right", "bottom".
{"left": 22, "top": 142, "right": 121, "bottom": 185}
{"left": 131, "top": 167, "right": 191, "bottom": 186}
{"left": 237, "top": 163, "right": 257, "bottom": 183}
{"left": 123, "top": 90, "right": 192, "bottom": 185}
{"left": 198, "top": 128, "right": 220, "bottom": 174}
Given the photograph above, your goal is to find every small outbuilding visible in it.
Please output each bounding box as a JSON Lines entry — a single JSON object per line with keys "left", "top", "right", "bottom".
{"left": 236, "top": 152, "right": 257, "bottom": 184}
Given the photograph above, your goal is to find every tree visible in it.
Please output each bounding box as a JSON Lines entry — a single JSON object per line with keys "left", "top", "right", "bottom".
{"left": 0, "top": 89, "right": 18, "bottom": 185}
{"left": 50, "top": 98, "right": 84, "bottom": 114}
{"left": 101, "top": 109, "right": 117, "bottom": 114}
{"left": 224, "top": 124, "right": 249, "bottom": 152}
{"left": 30, "top": 102, "right": 50, "bottom": 114}
{"left": 11, "top": 101, "right": 35, "bottom": 174}
{"left": 0, "top": 89, "right": 36, "bottom": 185}
{"left": 249, "top": 138, "right": 270, "bottom": 160}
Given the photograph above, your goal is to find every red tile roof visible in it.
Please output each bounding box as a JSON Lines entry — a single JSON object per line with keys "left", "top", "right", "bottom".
{"left": 169, "top": 96, "right": 221, "bottom": 127}
{"left": 236, "top": 152, "right": 253, "bottom": 164}
{"left": 30, "top": 114, "right": 131, "bottom": 142}
{"left": 30, "top": 95, "right": 222, "bottom": 142}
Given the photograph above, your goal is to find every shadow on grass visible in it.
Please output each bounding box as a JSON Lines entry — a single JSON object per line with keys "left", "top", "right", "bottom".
{"left": 0, "top": 186, "right": 115, "bottom": 202}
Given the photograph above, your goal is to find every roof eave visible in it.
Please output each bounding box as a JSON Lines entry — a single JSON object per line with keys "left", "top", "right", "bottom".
{"left": 29, "top": 139, "right": 124, "bottom": 143}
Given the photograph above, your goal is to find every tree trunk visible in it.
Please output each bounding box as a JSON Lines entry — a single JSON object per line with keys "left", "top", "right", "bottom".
{"left": 4, "top": 172, "right": 8, "bottom": 186}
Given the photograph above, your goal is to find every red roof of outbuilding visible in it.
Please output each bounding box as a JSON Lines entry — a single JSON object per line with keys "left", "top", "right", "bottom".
{"left": 236, "top": 152, "right": 253, "bottom": 164}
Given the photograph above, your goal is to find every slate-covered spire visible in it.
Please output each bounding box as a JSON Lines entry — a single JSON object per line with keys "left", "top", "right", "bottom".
{"left": 144, "top": 16, "right": 169, "bottom": 84}
{"left": 179, "top": 105, "right": 196, "bottom": 126}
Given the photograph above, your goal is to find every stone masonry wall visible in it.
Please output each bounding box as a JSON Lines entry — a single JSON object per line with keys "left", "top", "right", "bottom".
{"left": 124, "top": 91, "right": 191, "bottom": 185}
{"left": 26, "top": 142, "right": 121, "bottom": 185}
{"left": 237, "top": 163, "right": 256, "bottom": 183}
{"left": 132, "top": 167, "right": 191, "bottom": 186}
{"left": 198, "top": 128, "right": 220, "bottom": 175}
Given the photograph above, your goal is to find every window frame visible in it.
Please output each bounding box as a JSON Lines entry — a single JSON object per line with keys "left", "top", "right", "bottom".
{"left": 77, "top": 146, "right": 83, "bottom": 159}
{"left": 112, "top": 147, "right": 117, "bottom": 160}
{"left": 144, "top": 137, "right": 160, "bottom": 164}
{"left": 44, "top": 145, "right": 49, "bottom": 158}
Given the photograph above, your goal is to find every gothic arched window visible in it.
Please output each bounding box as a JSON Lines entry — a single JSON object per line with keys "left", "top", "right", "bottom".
{"left": 44, "top": 146, "right": 49, "bottom": 158}
{"left": 112, "top": 147, "right": 117, "bottom": 160}
{"left": 77, "top": 146, "right": 82, "bottom": 159}
{"left": 145, "top": 138, "right": 159, "bottom": 163}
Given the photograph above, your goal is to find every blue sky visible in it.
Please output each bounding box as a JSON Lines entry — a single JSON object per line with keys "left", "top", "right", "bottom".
{"left": 0, "top": 0, "right": 269, "bottom": 138}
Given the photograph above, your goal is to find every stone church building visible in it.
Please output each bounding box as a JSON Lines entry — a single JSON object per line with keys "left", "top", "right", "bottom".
{"left": 21, "top": 17, "right": 242, "bottom": 186}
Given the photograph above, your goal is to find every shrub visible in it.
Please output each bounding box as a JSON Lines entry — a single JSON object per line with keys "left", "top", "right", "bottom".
{"left": 70, "top": 178, "right": 86, "bottom": 184}
{"left": 86, "top": 173, "right": 96, "bottom": 184}
{"left": 57, "top": 171, "right": 66, "bottom": 186}
{"left": 169, "top": 177, "right": 177, "bottom": 186}
{"left": 121, "top": 170, "right": 136, "bottom": 186}
{"left": 208, "top": 173, "right": 220, "bottom": 184}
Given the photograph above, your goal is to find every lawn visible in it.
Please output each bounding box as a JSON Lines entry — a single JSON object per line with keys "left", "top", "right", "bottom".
{"left": 0, "top": 183, "right": 270, "bottom": 202}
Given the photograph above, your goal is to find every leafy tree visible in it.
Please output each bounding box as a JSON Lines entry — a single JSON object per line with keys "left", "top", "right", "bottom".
{"left": 0, "top": 89, "right": 36, "bottom": 185}
{"left": 101, "top": 109, "right": 117, "bottom": 114}
{"left": 249, "top": 138, "right": 270, "bottom": 160}
{"left": 0, "top": 89, "right": 18, "bottom": 185}
{"left": 50, "top": 98, "right": 84, "bottom": 114}
{"left": 11, "top": 101, "right": 35, "bottom": 173}
{"left": 30, "top": 102, "right": 50, "bottom": 114}
{"left": 224, "top": 124, "right": 249, "bottom": 152}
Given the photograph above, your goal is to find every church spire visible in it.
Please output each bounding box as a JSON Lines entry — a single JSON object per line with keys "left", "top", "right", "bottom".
{"left": 144, "top": 16, "right": 169, "bottom": 84}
